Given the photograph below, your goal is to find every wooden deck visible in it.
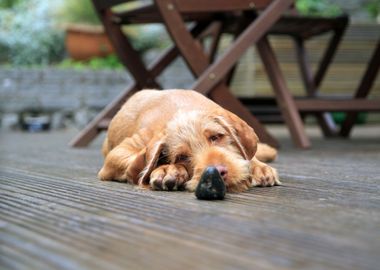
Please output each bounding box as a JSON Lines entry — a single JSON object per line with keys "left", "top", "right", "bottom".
{"left": 0, "top": 126, "right": 379, "bottom": 270}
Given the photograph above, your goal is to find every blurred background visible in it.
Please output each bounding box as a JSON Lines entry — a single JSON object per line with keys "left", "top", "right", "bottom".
{"left": 0, "top": 0, "right": 379, "bottom": 132}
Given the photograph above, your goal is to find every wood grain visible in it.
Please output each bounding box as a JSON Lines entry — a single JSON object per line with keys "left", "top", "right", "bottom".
{"left": 0, "top": 127, "right": 379, "bottom": 270}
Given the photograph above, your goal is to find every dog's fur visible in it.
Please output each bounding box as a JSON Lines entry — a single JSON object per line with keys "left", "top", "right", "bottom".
{"left": 99, "top": 89, "right": 281, "bottom": 192}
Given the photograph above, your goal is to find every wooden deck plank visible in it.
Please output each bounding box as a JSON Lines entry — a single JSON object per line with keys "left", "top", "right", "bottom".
{"left": 0, "top": 127, "right": 379, "bottom": 270}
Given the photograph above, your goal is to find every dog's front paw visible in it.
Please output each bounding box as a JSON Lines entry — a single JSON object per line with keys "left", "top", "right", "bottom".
{"left": 149, "top": 164, "right": 189, "bottom": 191}
{"left": 252, "top": 163, "right": 281, "bottom": 187}
{"left": 184, "top": 179, "right": 199, "bottom": 192}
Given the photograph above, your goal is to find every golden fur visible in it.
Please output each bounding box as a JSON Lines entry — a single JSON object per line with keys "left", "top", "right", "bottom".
{"left": 99, "top": 89, "right": 281, "bottom": 192}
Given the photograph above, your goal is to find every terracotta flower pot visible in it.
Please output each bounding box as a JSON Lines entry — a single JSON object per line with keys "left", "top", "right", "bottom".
{"left": 65, "top": 24, "right": 114, "bottom": 61}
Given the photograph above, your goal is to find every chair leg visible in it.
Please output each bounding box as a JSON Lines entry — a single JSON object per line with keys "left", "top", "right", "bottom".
{"left": 257, "top": 36, "right": 311, "bottom": 148}
{"left": 294, "top": 37, "right": 338, "bottom": 137}
{"left": 70, "top": 45, "right": 179, "bottom": 147}
{"left": 99, "top": 9, "right": 161, "bottom": 88}
{"left": 340, "top": 41, "right": 380, "bottom": 137}
{"left": 69, "top": 23, "right": 212, "bottom": 147}
{"left": 199, "top": 21, "right": 224, "bottom": 63}
{"left": 69, "top": 84, "right": 139, "bottom": 147}
{"left": 313, "top": 21, "right": 348, "bottom": 88}
{"left": 190, "top": 0, "right": 294, "bottom": 94}
{"left": 225, "top": 12, "right": 255, "bottom": 86}
{"left": 210, "top": 84, "right": 280, "bottom": 148}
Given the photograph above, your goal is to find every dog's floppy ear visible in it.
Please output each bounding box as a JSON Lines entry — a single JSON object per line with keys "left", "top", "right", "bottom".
{"left": 138, "top": 133, "right": 167, "bottom": 186}
{"left": 214, "top": 109, "right": 259, "bottom": 160}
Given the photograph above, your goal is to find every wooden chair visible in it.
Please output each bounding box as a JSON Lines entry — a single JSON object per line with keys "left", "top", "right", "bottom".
{"left": 188, "top": 10, "right": 379, "bottom": 147}
{"left": 70, "top": 0, "right": 295, "bottom": 148}
{"left": 70, "top": 0, "right": 379, "bottom": 149}
{"left": 269, "top": 14, "right": 349, "bottom": 136}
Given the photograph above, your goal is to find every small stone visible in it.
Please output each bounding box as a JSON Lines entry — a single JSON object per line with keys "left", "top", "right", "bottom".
{"left": 195, "top": 166, "right": 226, "bottom": 200}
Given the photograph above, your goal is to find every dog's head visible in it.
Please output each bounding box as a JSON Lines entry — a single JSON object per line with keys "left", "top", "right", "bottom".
{"left": 139, "top": 109, "right": 259, "bottom": 192}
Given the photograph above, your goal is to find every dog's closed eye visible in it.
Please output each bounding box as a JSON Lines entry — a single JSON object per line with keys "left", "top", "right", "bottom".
{"left": 175, "top": 154, "right": 190, "bottom": 163}
{"left": 208, "top": 133, "right": 224, "bottom": 143}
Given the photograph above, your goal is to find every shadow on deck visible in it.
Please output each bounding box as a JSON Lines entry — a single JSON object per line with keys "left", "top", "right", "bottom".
{"left": 0, "top": 125, "right": 379, "bottom": 270}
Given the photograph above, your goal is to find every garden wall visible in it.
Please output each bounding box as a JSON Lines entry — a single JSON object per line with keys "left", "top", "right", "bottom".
{"left": 1, "top": 23, "right": 379, "bottom": 129}
{"left": 0, "top": 55, "right": 194, "bottom": 129}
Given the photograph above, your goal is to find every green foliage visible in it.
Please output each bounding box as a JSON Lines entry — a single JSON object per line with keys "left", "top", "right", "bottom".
{"left": 0, "top": 0, "right": 22, "bottom": 9}
{"left": 296, "top": 0, "right": 342, "bottom": 17}
{"left": 58, "top": 0, "right": 100, "bottom": 25}
{"left": 58, "top": 55, "right": 123, "bottom": 70}
{"left": 332, "top": 112, "right": 367, "bottom": 125}
{"left": 0, "top": 0, "right": 65, "bottom": 66}
{"left": 126, "top": 25, "right": 167, "bottom": 54}
{"left": 366, "top": 0, "right": 380, "bottom": 19}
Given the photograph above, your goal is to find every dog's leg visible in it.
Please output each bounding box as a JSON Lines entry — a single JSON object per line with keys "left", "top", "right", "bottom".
{"left": 250, "top": 157, "right": 281, "bottom": 187}
{"left": 255, "top": 143, "right": 277, "bottom": 162}
{"left": 149, "top": 164, "right": 189, "bottom": 191}
{"left": 98, "top": 136, "right": 147, "bottom": 184}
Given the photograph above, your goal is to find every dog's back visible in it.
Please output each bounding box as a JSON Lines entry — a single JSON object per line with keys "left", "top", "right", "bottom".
{"left": 104, "top": 89, "right": 219, "bottom": 154}
{"left": 103, "top": 89, "right": 277, "bottom": 162}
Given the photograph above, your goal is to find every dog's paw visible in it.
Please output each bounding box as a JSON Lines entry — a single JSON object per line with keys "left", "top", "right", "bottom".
{"left": 184, "top": 179, "right": 199, "bottom": 192}
{"left": 252, "top": 164, "right": 281, "bottom": 187}
{"left": 149, "top": 164, "right": 189, "bottom": 191}
{"left": 98, "top": 167, "right": 114, "bottom": 181}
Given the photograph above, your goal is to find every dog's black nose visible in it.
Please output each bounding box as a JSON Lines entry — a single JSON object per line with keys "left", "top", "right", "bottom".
{"left": 195, "top": 166, "right": 226, "bottom": 200}
{"left": 165, "top": 179, "right": 176, "bottom": 191}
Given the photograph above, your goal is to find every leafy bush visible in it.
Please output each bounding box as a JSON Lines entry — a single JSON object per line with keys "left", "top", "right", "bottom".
{"left": 0, "top": 0, "right": 22, "bottom": 8}
{"left": 57, "top": 0, "right": 100, "bottom": 25}
{"left": 366, "top": 0, "right": 380, "bottom": 20}
{"left": 296, "top": 0, "right": 342, "bottom": 17}
{"left": 58, "top": 55, "right": 123, "bottom": 70}
{"left": 126, "top": 25, "right": 168, "bottom": 54}
{"left": 0, "top": 0, "right": 65, "bottom": 66}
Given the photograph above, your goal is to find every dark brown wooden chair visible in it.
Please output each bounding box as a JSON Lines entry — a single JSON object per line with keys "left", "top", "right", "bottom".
{"left": 70, "top": 0, "right": 295, "bottom": 148}
{"left": 269, "top": 14, "right": 349, "bottom": 137}
{"left": 70, "top": 0, "right": 379, "bottom": 149}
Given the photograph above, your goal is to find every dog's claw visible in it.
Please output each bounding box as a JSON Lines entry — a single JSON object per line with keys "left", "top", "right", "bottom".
{"left": 149, "top": 164, "right": 189, "bottom": 191}
{"left": 252, "top": 164, "right": 280, "bottom": 187}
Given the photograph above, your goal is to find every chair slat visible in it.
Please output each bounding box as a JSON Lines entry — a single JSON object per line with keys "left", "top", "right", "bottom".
{"left": 173, "top": 0, "right": 272, "bottom": 12}
{"left": 295, "top": 99, "right": 380, "bottom": 112}
{"left": 92, "top": 0, "right": 134, "bottom": 10}
{"left": 113, "top": 4, "right": 213, "bottom": 25}
{"left": 270, "top": 15, "right": 348, "bottom": 39}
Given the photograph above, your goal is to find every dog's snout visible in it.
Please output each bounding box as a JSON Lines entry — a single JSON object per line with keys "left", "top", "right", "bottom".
{"left": 164, "top": 179, "right": 176, "bottom": 191}
{"left": 215, "top": 165, "right": 228, "bottom": 180}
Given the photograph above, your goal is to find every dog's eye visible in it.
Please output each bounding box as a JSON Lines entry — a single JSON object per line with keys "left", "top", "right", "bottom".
{"left": 176, "top": 154, "right": 189, "bottom": 163}
{"left": 209, "top": 134, "right": 224, "bottom": 142}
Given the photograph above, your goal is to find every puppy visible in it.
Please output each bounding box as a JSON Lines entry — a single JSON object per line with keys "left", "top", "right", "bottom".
{"left": 99, "top": 89, "right": 281, "bottom": 192}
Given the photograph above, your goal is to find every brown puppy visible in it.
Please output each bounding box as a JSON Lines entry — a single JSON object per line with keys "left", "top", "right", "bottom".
{"left": 99, "top": 89, "right": 281, "bottom": 192}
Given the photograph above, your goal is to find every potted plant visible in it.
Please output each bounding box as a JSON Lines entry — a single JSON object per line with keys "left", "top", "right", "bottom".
{"left": 59, "top": 0, "right": 114, "bottom": 61}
